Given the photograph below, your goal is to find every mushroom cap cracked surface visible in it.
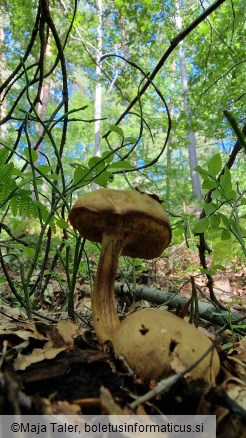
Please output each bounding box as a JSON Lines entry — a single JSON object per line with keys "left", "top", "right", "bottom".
{"left": 68, "top": 188, "right": 171, "bottom": 259}
{"left": 113, "top": 308, "right": 220, "bottom": 383}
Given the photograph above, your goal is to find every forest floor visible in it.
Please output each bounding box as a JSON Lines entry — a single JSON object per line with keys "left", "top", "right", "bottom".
{"left": 0, "top": 245, "right": 245, "bottom": 437}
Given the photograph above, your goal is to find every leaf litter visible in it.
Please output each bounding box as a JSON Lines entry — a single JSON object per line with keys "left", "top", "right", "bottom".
{"left": 0, "top": 253, "right": 245, "bottom": 437}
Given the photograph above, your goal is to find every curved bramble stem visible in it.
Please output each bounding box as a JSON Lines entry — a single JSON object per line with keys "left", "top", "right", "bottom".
{"left": 91, "top": 231, "right": 130, "bottom": 343}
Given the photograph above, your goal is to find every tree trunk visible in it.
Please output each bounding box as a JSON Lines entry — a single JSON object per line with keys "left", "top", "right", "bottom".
{"left": 166, "top": 61, "right": 176, "bottom": 208}
{"left": 175, "top": 2, "right": 202, "bottom": 199}
{"left": 92, "top": 0, "right": 103, "bottom": 190}
{"left": 0, "top": 25, "right": 7, "bottom": 139}
{"left": 32, "top": 41, "right": 52, "bottom": 199}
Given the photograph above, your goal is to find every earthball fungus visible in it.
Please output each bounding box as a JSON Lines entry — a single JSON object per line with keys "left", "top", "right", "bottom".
{"left": 113, "top": 308, "right": 220, "bottom": 383}
{"left": 68, "top": 188, "right": 171, "bottom": 343}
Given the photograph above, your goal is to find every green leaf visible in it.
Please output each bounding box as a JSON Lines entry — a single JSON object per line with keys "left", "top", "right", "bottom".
{"left": 23, "top": 247, "right": 36, "bottom": 258}
{"left": 93, "top": 171, "right": 114, "bottom": 187}
{"left": 17, "top": 189, "right": 32, "bottom": 197}
{"left": 219, "top": 166, "right": 232, "bottom": 192}
{"left": 210, "top": 214, "right": 221, "bottom": 228}
{"left": 224, "top": 189, "right": 237, "bottom": 201}
{"left": 9, "top": 190, "right": 34, "bottom": 218}
{"left": 74, "top": 167, "right": 89, "bottom": 185}
{"left": 200, "top": 268, "right": 216, "bottom": 275}
{"left": 12, "top": 168, "right": 24, "bottom": 177}
{"left": 19, "top": 171, "right": 33, "bottom": 178}
{"left": 0, "top": 148, "right": 9, "bottom": 163}
{"left": 88, "top": 156, "right": 105, "bottom": 171}
{"left": 193, "top": 217, "right": 209, "bottom": 233}
{"left": 221, "top": 229, "right": 231, "bottom": 240}
{"left": 88, "top": 157, "right": 105, "bottom": 176}
{"left": 108, "top": 160, "right": 134, "bottom": 171}
{"left": 38, "top": 165, "right": 52, "bottom": 175}
{"left": 194, "top": 165, "right": 208, "bottom": 177}
{"left": 0, "top": 278, "right": 7, "bottom": 285}
{"left": 204, "top": 203, "right": 217, "bottom": 216}
{"left": 23, "top": 147, "right": 38, "bottom": 162}
{"left": 207, "top": 153, "right": 222, "bottom": 176}
{"left": 69, "top": 162, "right": 81, "bottom": 169}
{"left": 109, "top": 124, "right": 124, "bottom": 137}
{"left": 212, "top": 264, "right": 226, "bottom": 270}
{"left": 229, "top": 219, "right": 239, "bottom": 232}
{"left": 35, "top": 177, "right": 44, "bottom": 186}
{"left": 101, "top": 151, "right": 115, "bottom": 163}
{"left": 48, "top": 174, "right": 59, "bottom": 181}
{"left": 219, "top": 213, "right": 230, "bottom": 227}
{"left": 202, "top": 179, "right": 218, "bottom": 190}
{"left": 125, "top": 136, "right": 137, "bottom": 143}
{"left": 43, "top": 270, "right": 52, "bottom": 276}
{"left": 211, "top": 189, "right": 221, "bottom": 200}
{"left": 56, "top": 218, "right": 69, "bottom": 230}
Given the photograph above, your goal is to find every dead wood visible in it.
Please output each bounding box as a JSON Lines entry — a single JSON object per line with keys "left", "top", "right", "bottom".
{"left": 115, "top": 282, "right": 246, "bottom": 331}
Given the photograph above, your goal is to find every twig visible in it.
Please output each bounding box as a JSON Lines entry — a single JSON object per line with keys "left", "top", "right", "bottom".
{"left": 115, "top": 282, "right": 246, "bottom": 333}
{"left": 206, "top": 387, "right": 246, "bottom": 425}
{"left": 0, "top": 222, "right": 28, "bottom": 246}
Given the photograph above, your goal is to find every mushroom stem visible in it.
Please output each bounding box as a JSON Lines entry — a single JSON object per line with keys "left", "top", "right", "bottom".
{"left": 92, "top": 231, "right": 129, "bottom": 343}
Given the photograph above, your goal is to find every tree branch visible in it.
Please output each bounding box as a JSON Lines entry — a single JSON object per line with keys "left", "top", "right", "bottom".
{"left": 103, "top": 0, "right": 227, "bottom": 139}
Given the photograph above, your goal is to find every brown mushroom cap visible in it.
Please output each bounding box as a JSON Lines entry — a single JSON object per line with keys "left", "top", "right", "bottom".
{"left": 68, "top": 188, "right": 171, "bottom": 259}
{"left": 113, "top": 308, "right": 220, "bottom": 383}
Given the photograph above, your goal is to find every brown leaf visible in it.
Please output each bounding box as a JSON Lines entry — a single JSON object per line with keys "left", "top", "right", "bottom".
{"left": 100, "top": 387, "right": 132, "bottom": 415}
{"left": 55, "top": 320, "right": 79, "bottom": 347}
{"left": 0, "top": 321, "right": 47, "bottom": 342}
{"left": 14, "top": 342, "right": 66, "bottom": 371}
{"left": 226, "top": 382, "right": 246, "bottom": 412}
{"left": 0, "top": 305, "right": 27, "bottom": 320}
{"left": 238, "top": 336, "right": 246, "bottom": 353}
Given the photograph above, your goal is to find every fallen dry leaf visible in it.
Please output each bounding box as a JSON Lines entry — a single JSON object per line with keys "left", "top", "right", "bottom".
{"left": 227, "top": 381, "right": 246, "bottom": 410}
{"left": 0, "top": 321, "right": 48, "bottom": 342}
{"left": 238, "top": 336, "right": 246, "bottom": 352}
{"left": 55, "top": 320, "right": 80, "bottom": 346}
{"left": 100, "top": 386, "right": 132, "bottom": 415}
{"left": 14, "top": 342, "right": 66, "bottom": 371}
{"left": 227, "top": 336, "right": 246, "bottom": 375}
{"left": 0, "top": 305, "right": 27, "bottom": 320}
{"left": 215, "top": 379, "right": 246, "bottom": 431}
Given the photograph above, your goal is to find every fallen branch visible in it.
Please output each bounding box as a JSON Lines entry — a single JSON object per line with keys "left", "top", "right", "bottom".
{"left": 115, "top": 282, "right": 246, "bottom": 331}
